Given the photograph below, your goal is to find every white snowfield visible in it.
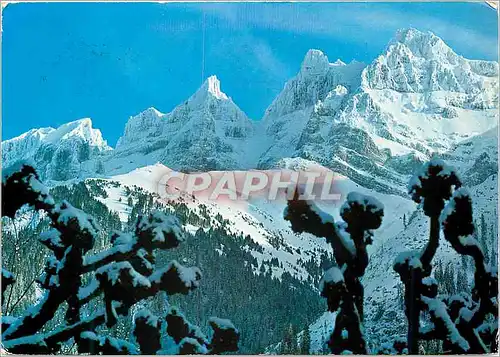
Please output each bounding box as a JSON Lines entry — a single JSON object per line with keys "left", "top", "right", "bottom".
{"left": 2, "top": 28, "right": 498, "bottom": 352}
{"left": 92, "top": 162, "right": 413, "bottom": 281}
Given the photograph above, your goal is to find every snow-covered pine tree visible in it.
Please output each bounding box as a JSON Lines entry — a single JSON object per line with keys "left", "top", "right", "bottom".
{"left": 392, "top": 158, "right": 498, "bottom": 354}
{"left": 444, "top": 263, "right": 457, "bottom": 295}
{"left": 480, "top": 213, "right": 487, "bottom": 244}
{"left": 479, "top": 213, "right": 490, "bottom": 264}
{"left": 284, "top": 191, "right": 384, "bottom": 354}
{"left": 300, "top": 324, "right": 311, "bottom": 354}
{"left": 279, "top": 323, "right": 298, "bottom": 354}
{"left": 461, "top": 254, "right": 468, "bottom": 271}
{"left": 456, "top": 264, "right": 468, "bottom": 293}
{"left": 95, "top": 160, "right": 105, "bottom": 175}
{"left": 1, "top": 163, "right": 239, "bottom": 354}
{"left": 489, "top": 223, "right": 497, "bottom": 266}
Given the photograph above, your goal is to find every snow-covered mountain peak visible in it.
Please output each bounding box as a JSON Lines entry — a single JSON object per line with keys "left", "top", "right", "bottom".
{"left": 362, "top": 28, "right": 499, "bottom": 95}
{"left": 3, "top": 117, "right": 109, "bottom": 150}
{"left": 43, "top": 118, "right": 107, "bottom": 146}
{"left": 263, "top": 49, "right": 364, "bottom": 122}
{"left": 332, "top": 59, "right": 347, "bottom": 66}
{"left": 389, "top": 28, "right": 450, "bottom": 59}
{"left": 299, "top": 50, "right": 351, "bottom": 78}
{"left": 116, "top": 107, "right": 166, "bottom": 149}
{"left": 141, "top": 106, "right": 165, "bottom": 118}
{"left": 2, "top": 117, "right": 111, "bottom": 181}
{"left": 300, "top": 49, "right": 331, "bottom": 75}
{"left": 109, "top": 73, "right": 255, "bottom": 173}
{"left": 205, "top": 75, "right": 228, "bottom": 100}
{"left": 188, "top": 75, "right": 230, "bottom": 107}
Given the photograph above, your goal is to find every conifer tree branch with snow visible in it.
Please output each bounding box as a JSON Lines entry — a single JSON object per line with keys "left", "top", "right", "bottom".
{"left": 1, "top": 163, "right": 239, "bottom": 354}
{"left": 393, "top": 158, "right": 498, "bottom": 354}
{"left": 284, "top": 190, "right": 384, "bottom": 354}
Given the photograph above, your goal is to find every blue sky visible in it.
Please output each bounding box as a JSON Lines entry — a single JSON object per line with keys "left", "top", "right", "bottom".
{"left": 2, "top": 2, "right": 498, "bottom": 146}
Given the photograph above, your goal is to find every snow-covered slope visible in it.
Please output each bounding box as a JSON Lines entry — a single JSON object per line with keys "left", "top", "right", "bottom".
{"left": 86, "top": 164, "right": 325, "bottom": 281}
{"left": 84, "top": 162, "right": 415, "bottom": 285}
{"left": 442, "top": 127, "right": 498, "bottom": 186}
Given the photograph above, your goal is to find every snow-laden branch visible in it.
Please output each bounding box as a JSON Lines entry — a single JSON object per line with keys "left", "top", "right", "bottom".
{"left": 393, "top": 159, "right": 497, "bottom": 354}
{"left": 1, "top": 163, "right": 239, "bottom": 355}
{"left": 284, "top": 190, "right": 384, "bottom": 354}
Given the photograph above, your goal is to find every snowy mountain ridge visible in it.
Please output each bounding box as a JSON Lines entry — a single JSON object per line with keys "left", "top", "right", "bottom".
{"left": 3, "top": 118, "right": 110, "bottom": 157}
{"left": 2, "top": 118, "right": 111, "bottom": 181}
{"left": 3, "top": 28, "right": 498, "bottom": 190}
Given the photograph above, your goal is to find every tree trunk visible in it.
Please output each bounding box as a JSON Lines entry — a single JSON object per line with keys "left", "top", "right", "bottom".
{"left": 407, "top": 268, "right": 421, "bottom": 354}
{"left": 421, "top": 216, "right": 440, "bottom": 269}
